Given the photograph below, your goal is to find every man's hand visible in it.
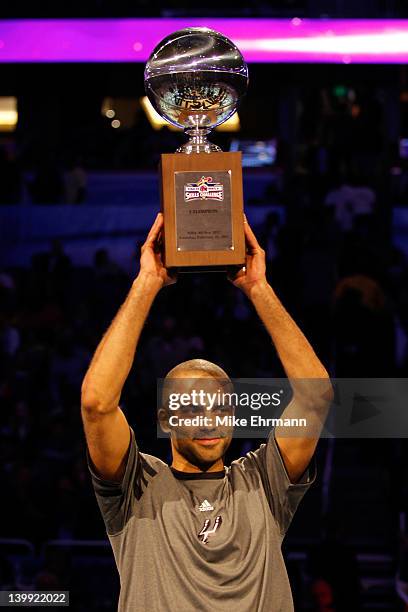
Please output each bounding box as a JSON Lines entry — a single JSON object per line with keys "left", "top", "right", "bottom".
{"left": 139, "top": 213, "right": 177, "bottom": 288}
{"left": 228, "top": 215, "right": 267, "bottom": 296}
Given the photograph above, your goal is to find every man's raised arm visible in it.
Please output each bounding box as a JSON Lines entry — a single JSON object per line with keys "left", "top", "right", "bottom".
{"left": 81, "top": 213, "right": 175, "bottom": 482}
{"left": 229, "top": 217, "right": 333, "bottom": 483}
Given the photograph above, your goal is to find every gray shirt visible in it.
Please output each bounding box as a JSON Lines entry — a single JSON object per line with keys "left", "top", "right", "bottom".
{"left": 87, "top": 428, "right": 316, "bottom": 612}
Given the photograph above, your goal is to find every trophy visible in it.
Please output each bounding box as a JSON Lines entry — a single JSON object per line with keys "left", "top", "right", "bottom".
{"left": 144, "top": 27, "right": 249, "bottom": 270}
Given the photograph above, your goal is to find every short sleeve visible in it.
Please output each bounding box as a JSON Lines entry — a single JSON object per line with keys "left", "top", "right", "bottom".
{"left": 86, "top": 426, "right": 139, "bottom": 535}
{"left": 249, "top": 429, "right": 317, "bottom": 537}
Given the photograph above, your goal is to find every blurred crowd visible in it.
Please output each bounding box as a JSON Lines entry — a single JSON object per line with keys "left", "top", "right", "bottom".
{"left": 1, "top": 164, "right": 408, "bottom": 606}
{"left": 1, "top": 81, "right": 408, "bottom": 608}
{"left": 0, "top": 147, "right": 88, "bottom": 206}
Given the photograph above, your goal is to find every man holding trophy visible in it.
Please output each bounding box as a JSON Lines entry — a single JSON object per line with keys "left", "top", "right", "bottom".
{"left": 81, "top": 28, "right": 332, "bottom": 611}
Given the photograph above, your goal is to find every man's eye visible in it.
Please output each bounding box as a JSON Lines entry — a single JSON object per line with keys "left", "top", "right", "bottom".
{"left": 180, "top": 405, "right": 201, "bottom": 414}
{"left": 180, "top": 405, "right": 193, "bottom": 413}
{"left": 213, "top": 405, "right": 231, "bottom": 414}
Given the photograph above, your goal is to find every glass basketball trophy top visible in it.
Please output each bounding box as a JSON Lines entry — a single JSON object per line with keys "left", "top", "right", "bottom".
{"left": 144, "top": 27, "right": 249, "bottom": 154}
{"left": 145, "top": 27, "right": 248, "bottom": 270}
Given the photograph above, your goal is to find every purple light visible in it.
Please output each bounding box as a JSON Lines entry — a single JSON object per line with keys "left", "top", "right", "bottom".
{"left": 0, "top": 18, "right": 408, "bottom": 63}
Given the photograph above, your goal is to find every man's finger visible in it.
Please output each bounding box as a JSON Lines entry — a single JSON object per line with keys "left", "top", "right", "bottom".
{"left": 243, "top": 216, "right": 261, "bottom": 250}
{"left": 153, "top": 229, "right": 163, "bottom": 253}
{"left": 144, "top": 213, "right": 163, "bottom": 247}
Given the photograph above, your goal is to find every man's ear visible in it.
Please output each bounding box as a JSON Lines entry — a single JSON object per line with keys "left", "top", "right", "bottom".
{"left": 158, "top": 407, "right": 171, "bottom": 433}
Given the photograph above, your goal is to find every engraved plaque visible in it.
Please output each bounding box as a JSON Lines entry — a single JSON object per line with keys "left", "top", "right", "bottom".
{"left": 174, "top": 171, "right": 233, "bottom": 252}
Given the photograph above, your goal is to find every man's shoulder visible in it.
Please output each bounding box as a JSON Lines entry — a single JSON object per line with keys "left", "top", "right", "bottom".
{"left": 139, "top": 451, "right": 169, "bottom": 474}
{"left": 227, "top": 444, "right": 267, "bottom": 485}
{"left": 127, "top": 427, "right": 169, "bottom": 476}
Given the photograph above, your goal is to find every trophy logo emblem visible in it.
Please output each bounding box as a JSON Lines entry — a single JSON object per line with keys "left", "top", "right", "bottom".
{"left": 184, "top": 176, "right": 224, "bottom": 202}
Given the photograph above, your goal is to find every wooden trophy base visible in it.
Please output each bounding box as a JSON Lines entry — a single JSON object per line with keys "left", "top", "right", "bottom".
{"left": 159, "top": 151, "right": 245, "bottom": 271}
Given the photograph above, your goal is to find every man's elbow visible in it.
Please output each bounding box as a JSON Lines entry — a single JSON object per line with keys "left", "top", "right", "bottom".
{"left": 310, "top": 367, "right": 333, "bottom": 402}
{"left": 314, "top": 372, "right": 334, "bottom": 405}
{"left": 81, "top": 382, "right": 117, "bottom": 416}
{"left": 293, "top": 375, "right": 334, "bottom": 411}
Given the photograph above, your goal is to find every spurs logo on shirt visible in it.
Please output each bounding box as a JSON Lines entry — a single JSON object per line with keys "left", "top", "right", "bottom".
{"left": 198, "top": 516, "right": 222, "bottom": 544}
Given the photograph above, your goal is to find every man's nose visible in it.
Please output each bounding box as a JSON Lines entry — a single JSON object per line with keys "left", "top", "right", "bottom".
{"left": 199, "top": 420, "right": 218, "bottom": 434}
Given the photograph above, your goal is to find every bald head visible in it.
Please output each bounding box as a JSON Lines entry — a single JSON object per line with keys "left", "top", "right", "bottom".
{"left": 165, "top": 359, "right": 230, "bottom": 381}
{"left": 161, "top": 359, "right": 232, "bottom": 412}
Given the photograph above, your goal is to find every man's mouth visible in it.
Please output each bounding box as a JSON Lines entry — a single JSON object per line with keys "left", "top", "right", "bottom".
{"left": 194, "top": 438, "right": 221, "bottom": 446}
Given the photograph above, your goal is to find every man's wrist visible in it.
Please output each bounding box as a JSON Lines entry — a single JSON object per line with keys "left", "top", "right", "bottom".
{"left": 133, "top": 271, "right": 163, "bottom": 295}
{"left": 244, "top": 278, "right": 271, "bottom": 301}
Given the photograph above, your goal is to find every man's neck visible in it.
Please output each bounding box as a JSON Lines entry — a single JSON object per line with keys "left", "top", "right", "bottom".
{"left": 171, "top": 454, "right": 224, "bottom": 473}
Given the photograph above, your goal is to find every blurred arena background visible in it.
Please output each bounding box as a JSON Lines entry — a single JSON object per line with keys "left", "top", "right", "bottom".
{"left": 1, "top": 1, "right": 408, "bottom": 610}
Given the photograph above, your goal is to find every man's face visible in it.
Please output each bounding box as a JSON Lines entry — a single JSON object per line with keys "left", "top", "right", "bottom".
{"left": 162, "top": 373, "right": 234, "bottom": 470}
